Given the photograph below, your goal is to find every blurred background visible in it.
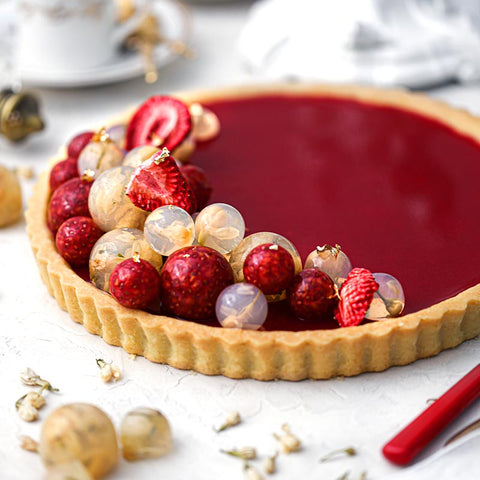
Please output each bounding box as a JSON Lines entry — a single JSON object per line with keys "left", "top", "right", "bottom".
{"left": 2, "top": 0, "right": 480, "bottom": 163}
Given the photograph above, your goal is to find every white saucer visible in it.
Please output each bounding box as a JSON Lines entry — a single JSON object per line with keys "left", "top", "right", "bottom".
{"left": 17, "top": 0, "right": 191, "bottom": 88}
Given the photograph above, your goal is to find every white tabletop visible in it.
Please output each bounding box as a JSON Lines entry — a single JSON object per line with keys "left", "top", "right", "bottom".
{"left": 1, "top": 2, "right": 480, "bottom": 479}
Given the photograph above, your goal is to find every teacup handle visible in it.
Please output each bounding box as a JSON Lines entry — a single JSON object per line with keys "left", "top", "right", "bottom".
{"left": 111, "top": 0, "right": 149, "bottom": 48}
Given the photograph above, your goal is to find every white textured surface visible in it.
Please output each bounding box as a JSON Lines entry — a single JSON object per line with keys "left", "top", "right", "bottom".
{"left": 1, "top": 2, "right": 480, "bottom": 479}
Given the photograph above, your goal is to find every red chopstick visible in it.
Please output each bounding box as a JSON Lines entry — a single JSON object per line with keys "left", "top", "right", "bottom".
{"left": 382, "top": 363, "right": 480, "bottom": 466}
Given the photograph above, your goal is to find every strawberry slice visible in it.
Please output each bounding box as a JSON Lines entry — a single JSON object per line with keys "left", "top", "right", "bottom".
{"left": 126, "top": 148, "right": 197, "bottom": 214}
{"left": 335, "top": 268, "right": 378, "bottom": 327}
{"left": 125, "top": 96, "right": 192, "bottom": 151}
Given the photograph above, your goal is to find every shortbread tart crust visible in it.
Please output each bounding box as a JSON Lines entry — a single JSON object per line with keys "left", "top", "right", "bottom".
{"left": 26, "top": 84, "right": 480, "bottom": 381}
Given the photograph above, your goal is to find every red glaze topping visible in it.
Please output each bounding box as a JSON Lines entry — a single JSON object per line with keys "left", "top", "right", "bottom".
{"left": 193, "top": 94, "right": 480, "bottom": 322}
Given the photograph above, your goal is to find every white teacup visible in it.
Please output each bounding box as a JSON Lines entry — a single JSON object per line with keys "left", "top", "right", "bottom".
{"left": 16, "top": 0, "right": 146, "bottom": 73}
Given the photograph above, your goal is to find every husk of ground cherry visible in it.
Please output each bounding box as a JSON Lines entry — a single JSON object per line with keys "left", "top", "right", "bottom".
{"left": 39, "top": 403, "right": 118, "bottom": 479}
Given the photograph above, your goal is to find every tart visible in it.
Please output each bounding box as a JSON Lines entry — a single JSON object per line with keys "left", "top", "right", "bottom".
{"left": 26, "top": 84, "right": 480, "bottom": 381}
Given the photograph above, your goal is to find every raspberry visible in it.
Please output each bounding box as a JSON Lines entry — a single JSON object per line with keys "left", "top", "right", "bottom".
{"left": 287, "top": 268, "right": 338, "bottom": 321}
{"left": 67, "top": 131, "right": 94, "bottom": 159}
{"left": 243, "top": 243, "right": 295, "bottom": 295}
{"left": 109, "top": 258, "right": 161, "bottom": 310}
{"left": 159, "top": 246, "right": 234, "bottom": 320}
{"left": 47, "top": 177, "right": 93, "bottom": 233}
{"left": 49, "top": 158, "right": 79, "bottom": 192}
{"left": 55, "top": 216, "right": 103, "bottom": 266}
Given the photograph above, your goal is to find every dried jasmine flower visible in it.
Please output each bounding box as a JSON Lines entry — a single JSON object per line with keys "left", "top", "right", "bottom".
{"left": 19, "top": 368, "right": 58, "bottom": 392}
{"left": 221, "top": 446, "right": 257, "bottom": 461}
{"left": 24, "top": 391, "right": 46, "bottom": 409}
{"left": 245, "top": 465, "right": 264, "bottom": 480}
{"left": 19, "top": 368, "right": 38, "bottom": 386}
{"left": 263, "top": 452, "right": 278, "bottom": 474}
{"left": 19, "top": 435, "right": 39, "bottom": 452}
{"left": 273, "top": 424, "right": 301, "bottom": 453}
{"left": 96, "top": 358, "right": 121, "bottom": 383}
{"left": 319, "top": 447, "right": 357, "bottom": 463}
{"left": 335, "top": 472, "right": 366, "bottom": 480}
{"left": 18, "top": 404, "right": 38, "bottom": 422}
{"left": 215, "top": 410, "right": 241, "bottom": 432}
{"left": 16, "top": 368, "right": 58, "bottom": 422}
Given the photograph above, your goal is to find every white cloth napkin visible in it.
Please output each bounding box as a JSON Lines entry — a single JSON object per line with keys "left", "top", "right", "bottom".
{"left": 238, "top": 0, "right": 480, "bottom": 87}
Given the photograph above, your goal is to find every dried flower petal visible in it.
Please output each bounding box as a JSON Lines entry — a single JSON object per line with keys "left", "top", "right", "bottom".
{"left": 238, "top": 447, "right": 257, "bottom": 460}
{"left": 221, "top": 446, "right": 257, "bottom": 461}
{"left": 18, "top": 404, "right": 38, "bottom": 422}
{"left": 24, "top": 391, "right": 46, "bottom": 409}
{"left": 111, "top": 364, "right": 121, "bottom": 381}
{"left": 263, "top": 452, "right": 278, "bottom": 474}
{"left": 19, "top": 435, "right": 39, "bottom": 452}
{"left": 97, "top": 359, "right": 122, "bottom": 383}
{"left": 19, "top": 367, "right": 58, "bottom": 392}
{"left": 245, "top": 466, "right": 264, "bottom": 480}
{"left": 19, "top": 368, "right": 40, "bottom": 386}
{"left": 216, "top": 410, "right": 241, "bottom": 432}
{"left": 100, "top": 365, "right": 114, "bottom": 382}
{"left": 273, "top": 424, "right": 301, "bottom": 453}
{"left": 280, "top": 434, "right": 301, "bottom": 453}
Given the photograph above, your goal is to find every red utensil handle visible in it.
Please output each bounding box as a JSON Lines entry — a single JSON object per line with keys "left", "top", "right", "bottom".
{"left": 382, "top": 363, "right": 480, "bottom": 466}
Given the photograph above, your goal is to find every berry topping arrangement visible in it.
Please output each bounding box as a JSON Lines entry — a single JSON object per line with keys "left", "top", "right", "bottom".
{"left": 46, "top": 94, "right": 406, "bottom": 332}
{"left": 27, "top": 84, "right": 480, "bottom": 380}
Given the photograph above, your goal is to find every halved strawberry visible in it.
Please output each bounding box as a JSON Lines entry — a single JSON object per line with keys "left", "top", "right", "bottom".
{"left": 126, "top": 148, "right": 196, "bottom": 214}
{"left": 335, "top": 268, "right": 378, "bottom": 327}
{"left": 125, "top": 96, "right": 192, "bottom": 151}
